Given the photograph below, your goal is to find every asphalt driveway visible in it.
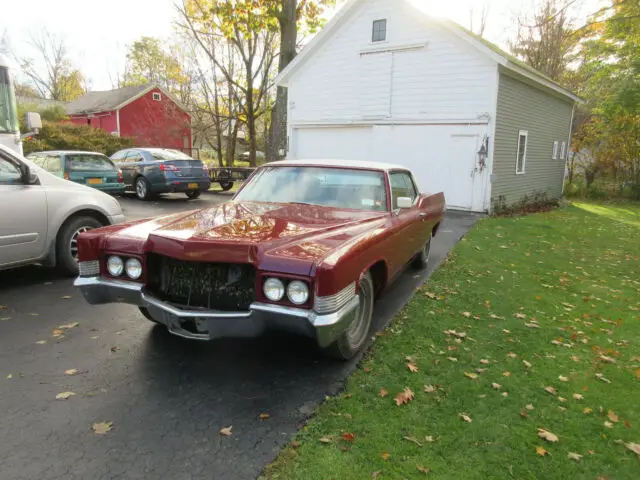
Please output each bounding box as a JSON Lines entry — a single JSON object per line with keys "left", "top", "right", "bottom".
{"left": 0, "top": 197, "right": 478, "bottom": 480}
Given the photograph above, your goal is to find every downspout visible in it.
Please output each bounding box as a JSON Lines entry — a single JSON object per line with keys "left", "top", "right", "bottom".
{"left": 562, "top": 103, "right": 576, "bottom": 195}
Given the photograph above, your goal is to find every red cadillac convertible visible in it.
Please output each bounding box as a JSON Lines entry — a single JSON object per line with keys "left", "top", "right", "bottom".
{"left": 75, "top": 160, "right": 445, "bottom": 359}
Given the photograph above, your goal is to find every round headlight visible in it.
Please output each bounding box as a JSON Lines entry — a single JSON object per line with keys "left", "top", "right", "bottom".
{"left": 287, "top": 280, "right": 309, "bottom": 305}
{"left": 263, "top": 278, "right": 285, "bottom": 302}
{"left": 107, "top": 256, "right": 124, "bottom": 276}
{"left": 125, "top": 258, "right": 143, "bottom": 280}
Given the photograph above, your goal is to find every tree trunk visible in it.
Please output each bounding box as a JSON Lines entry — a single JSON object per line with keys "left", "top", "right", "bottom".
{"left": 268, "top": 0, "right": 297, "bottom": 162}
{"left": 247, "top": 83, "right": 257, "bottom": 168}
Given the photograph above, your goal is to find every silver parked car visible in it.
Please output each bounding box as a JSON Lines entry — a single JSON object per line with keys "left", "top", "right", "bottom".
{"left": 0, "top": 144, "right": 125, "bottom": 275}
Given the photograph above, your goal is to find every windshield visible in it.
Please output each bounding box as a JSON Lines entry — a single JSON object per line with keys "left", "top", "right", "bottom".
{"left": 67, "top": 154, "right": 116, "bottom": 171}
{"left": 148, "top": 149, "right": 193, "bottom": 160}
{"left": 0, "top": 66, "right": 19, "bottom": 134}
{"left": 235, "top": 166, "right": 388, "bottom": 211}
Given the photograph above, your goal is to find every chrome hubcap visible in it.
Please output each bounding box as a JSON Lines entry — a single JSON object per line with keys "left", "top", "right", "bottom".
{"left": 70, "top": 227, "right": 92, "bottom": 261}
{"left": 345, "top": 284, "right": 371, "bottom": 349}
{"left": 136, "top": 179, "right": 146, "bottom": 198}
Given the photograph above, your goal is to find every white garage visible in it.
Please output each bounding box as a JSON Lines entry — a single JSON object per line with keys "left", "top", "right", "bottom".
{"left": 291, "top": 124, "right": 489, "bottom": 212}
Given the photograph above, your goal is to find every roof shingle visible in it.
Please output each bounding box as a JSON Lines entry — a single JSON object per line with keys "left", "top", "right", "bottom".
{"left": 65, "top": 84, "right": 151, "bottom": 115}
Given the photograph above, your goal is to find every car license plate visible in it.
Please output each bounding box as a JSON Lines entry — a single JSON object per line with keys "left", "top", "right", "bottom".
{"left": 88, "top": 178, "right": 103, "bottom": 185}
{"left": 188, "top": 183, "right": 198, "bottom": 189}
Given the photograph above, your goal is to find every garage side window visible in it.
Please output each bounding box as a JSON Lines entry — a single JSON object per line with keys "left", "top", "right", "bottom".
{"left": 372, "top": 19, "right": 387, "bottom": 42}
{"left": 516, "top": 130, "right": 528, "bottom": 174}
{"left": 389, "top": 172, "right": 417, "bottom": 209}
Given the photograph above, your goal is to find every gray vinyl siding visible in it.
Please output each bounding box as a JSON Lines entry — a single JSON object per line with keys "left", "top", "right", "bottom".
{"left": 491, "top": 72, "right": 574, "bottom": 210}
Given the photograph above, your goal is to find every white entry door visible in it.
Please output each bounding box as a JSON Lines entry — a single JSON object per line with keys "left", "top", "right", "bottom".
{"left": 444, "top": 134, "right": 479, "bottom": 211}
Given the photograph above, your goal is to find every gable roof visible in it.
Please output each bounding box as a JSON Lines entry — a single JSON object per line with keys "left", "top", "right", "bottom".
{"left": 275, "top": 0, "right": 581, "bottom": 103}
{"left": 65, "top": 84, "right": 190, "bottom": 115}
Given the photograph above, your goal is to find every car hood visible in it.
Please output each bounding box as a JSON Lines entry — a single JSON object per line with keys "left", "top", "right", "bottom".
{"left": 99, "top": 201, "right": 388, "bottom": 274}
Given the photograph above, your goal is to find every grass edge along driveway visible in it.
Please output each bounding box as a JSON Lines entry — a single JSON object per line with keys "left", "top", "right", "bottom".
{"left": 263, "top": 201, "right": 640, "bottom": 480}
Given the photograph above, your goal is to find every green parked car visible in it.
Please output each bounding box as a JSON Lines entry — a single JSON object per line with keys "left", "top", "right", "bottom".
{"left": 27, "top": 151, "right": 125, "bottom": 195}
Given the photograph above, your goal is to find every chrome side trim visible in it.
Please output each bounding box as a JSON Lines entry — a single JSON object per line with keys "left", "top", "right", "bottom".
{"left": 250, "top": 302, "right": 311, "bottom": 319}
{"left": 314, "top": 282, "right": 356, "bottom": 314}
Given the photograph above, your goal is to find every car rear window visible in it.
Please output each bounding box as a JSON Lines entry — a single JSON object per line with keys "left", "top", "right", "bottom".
{"left": 66, "top": 154, "right": 115, "bottom": 171}
{"left": 148, "top": 149, "right": 193, "bottom": 160}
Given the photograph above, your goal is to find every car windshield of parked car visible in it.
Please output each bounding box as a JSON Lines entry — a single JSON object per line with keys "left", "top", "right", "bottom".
{"left": 235, "top": 166, "right": 388, "bottom": 211}
{"left": 67, "top": 154, "right": 115, "bottom": 171}
{"left": 148, "top": 149, "right": 193, "bottom": 160}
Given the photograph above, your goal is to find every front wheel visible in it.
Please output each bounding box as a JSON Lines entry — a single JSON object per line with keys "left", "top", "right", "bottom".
{"left": 57, "top": 216, "right": 104, "bottom": 276}
{"left": 219, "top": 182, "right": 234, "bottom": 192}
{"left": 321, "top": 272, "right": 374, "bottom": 360}
{"left": 412, "top": 236, "right": 432, "bottom": 269}
{"left": 186, "top": 191, "right": 201, "bottom": 199}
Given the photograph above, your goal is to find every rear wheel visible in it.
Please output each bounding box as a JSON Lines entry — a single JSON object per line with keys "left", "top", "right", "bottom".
{"left": 186, "top": 191, "right": 201, "bottom": 199}
{"left": 135, "top": 176, "right": 152, "bottom": 200}
{"left": 321, "top": 272, "right": 374, "bottom": 360}
{"left": 57, "top": 216, "right": 104, "bottom": 276}
{"left": 219, "top": 182, "right": 234, "bottom": 192}
{"left": 412, "top": 236, "right": 432, "bottom": 269}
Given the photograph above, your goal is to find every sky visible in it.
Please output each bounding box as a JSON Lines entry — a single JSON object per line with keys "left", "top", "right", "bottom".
{"left": 1, "top": 0, "right": 603, "bottom": 92}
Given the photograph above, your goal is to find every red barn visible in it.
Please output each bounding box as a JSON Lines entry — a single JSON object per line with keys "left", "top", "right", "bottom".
{"left": 65, "top": 84, "right": 192, "bottom": 151}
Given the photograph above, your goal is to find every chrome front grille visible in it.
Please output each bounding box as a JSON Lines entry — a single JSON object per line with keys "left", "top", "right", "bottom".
{"left": 314, "top": 282, "right": 356, "bottom": 314}
{"left": 78, "top": 260, "right": 100, "bottom": 277}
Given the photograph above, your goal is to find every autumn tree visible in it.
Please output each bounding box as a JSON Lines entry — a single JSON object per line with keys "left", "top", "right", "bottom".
{"left": 17, "top": 30, "right": 87, "bottom": 101}
{"left": 510, "top": 0, "right": 581, "bottom": 83}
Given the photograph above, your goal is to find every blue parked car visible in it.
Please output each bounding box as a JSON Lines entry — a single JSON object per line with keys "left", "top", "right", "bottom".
{"left": 110, "top": 148, "right": 211, "bottom": 200}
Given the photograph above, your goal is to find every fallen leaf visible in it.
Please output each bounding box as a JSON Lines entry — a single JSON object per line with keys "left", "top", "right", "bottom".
{"left": 379, "top": 388, "right": 389, "bottom": 397}
{"left": 52, "top": 329, "right": 64, "bottom": 338}
{"left": 536, "top": 446, "right": 548, "bottom": 456}
{"left": 544, "top": 386, "right": 557, "bottom": 395}
{"left": 424, "top": 435, "right": 436, "bottom": 443}
{"left": 424, "top": 292, "right": 437, "bottom": 299}
{"left": 64, "top": 369, "right": 78, "bottom": 376}
{"left": 525, "top": 322, "right": 540, "bottom": 328}
{"left": 35, "top": 340, "right": 47, "bottom": 345}
{"left": 380, "top": 451, "right": 390, "bottom": 461}
{"left": 110, "top": 346, "right": 119, "bottom": 353}
{"left": 567, "top": 452, "right": 583, "bottom": 462}
{"left": 461, "top": 312, "right": 472, "bottom": 318}
{"left": 492, "top": 383, "right": 502, "bottom": 390}
{"left": 584, "top": 407, "right": 593, "bottom": 414}
{"left": 508, "top": 352, "right": 517, "bottom": 358}
{"left": 604, "top": 421, "right": 614, "bottom": 428}
{"left": 523, "top": 360, "right": 532, "bottom": 368}
{"left": 444, "top": 329, "right": 467, "bottom": 339}
{"left": 55, "top": 391, "right": 75, "bottom": 400}
{"left": 407, "top": 362, "right": 419, "bottom": 373}
{"left": 503, "top": 371, "right": 511, "bottom": 377}
{"left": 480, "top": 359, "right": 490, "bottom": 365}
{"left": 342, "top": 432, "right": 356, "bottom": 442}
{"left": 403, "top": 435, "right": 423, "bottom": 447}
{"left": 395, "top": 387, "right": 414, "bottom": 406}
{"left": 92, "top": 422, "right": 113, "bottom": 435}
{"left": 459, "top": 413, "right": 472, "bottom": 423}
{"left": 558, "top": 397, "right": 567, "bottom": 402}
{"left": 515, "top": 313, "right": 526, "bottom": 319}
{"left": 607, "top": 410, "right": 619, "bottom": 423}
{"left": 319, "top": 436, "right": 333, "bottom": 444}
{"left": 595, "top": 373, "right": 611, "bottom": 384}
{"left": 625, "top": 442, "right": 640, "bottom": 456}
{"left": 259, "top": 413, "right": 271, "bottom": 420}
{"left": 502, "top": 392, "right": 509, "bottom": 397}
{"left": 571, "top": 355, "right": 580, "bottom": 362}
{"left": 446, "top": 357, "right": 458, "bottom": 362}
{"left": 424, "top": 385, "right": 436, "bottom": 393}
{"left": 599, "top": 355, "right": 616, "bottom": 364}
{"left": 476, "top": 368, "right": 487, "bottom": 374}
{"left": 526, "top": 404, "right": 535, "bottom": 410}
{"left": 520, "top": 409, "right": 529, "bottom": 418}
{"left": 219, "top": 426, "right": 233, "bottom": 436}
{"left": 572, "top": 393, "right": 584, "bottom": 400}
{"left": 61, "top": 296, "right": 72, "bottom": 299}
{"left": 538, "top": 429, "right": 559, "bottom": 442}
{"left": 6, "top": 374, "right": 12, "bottom": 379}
{"left": 371, "top": 472, "right": 381, "bottom": 479}
{"left": 559, "top": 376, "right": 569, "bottom": 382}
{"left": 416, "top": 465, "right": 430, "bottom": 474}
{"left": 464, "top": 372, "right": 478, "bottom": 380}
{"left": 59, "top": 322, "right": 79, "bottom": 329}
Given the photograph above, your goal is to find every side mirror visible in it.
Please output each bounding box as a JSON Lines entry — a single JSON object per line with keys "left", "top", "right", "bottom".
{"left": 26, "top": 112, "right": 42, "bottom": 130}
{"left": 20, "top": 164, "right": 39, "bottom": 185}
{"left": 397, "top": 197, "right": 413, "bottom": 209}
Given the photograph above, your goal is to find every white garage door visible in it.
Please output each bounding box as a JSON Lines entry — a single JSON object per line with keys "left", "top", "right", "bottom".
{"left": 290, "top": 124, "right": 488, "bottom": 212}
{"left": 293, "top": 127, "right": 373, "bottom": 160}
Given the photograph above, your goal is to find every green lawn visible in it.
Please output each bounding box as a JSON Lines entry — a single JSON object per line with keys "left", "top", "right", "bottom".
{"left": 263, "top": 202, "right": 640, "bottom": 480}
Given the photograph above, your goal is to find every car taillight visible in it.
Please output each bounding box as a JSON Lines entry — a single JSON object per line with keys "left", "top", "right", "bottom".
{"left": 64, "top": 171, "right": 70, "bottom": 180}
{"left": 117, "top": 170, "right": 124, "bottom": 183}
{"left": 159, "top": 164, "right": 179, "bottom": 172}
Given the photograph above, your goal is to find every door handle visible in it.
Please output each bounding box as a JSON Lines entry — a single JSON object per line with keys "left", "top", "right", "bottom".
{"left": 419, "top": 212, "right": 427, "bottom": 219}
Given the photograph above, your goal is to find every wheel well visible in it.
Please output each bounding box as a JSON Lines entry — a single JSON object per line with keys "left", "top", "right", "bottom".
{"left": 432, "top": 222, "right": 441, "bottom": 237}
{"left": 368, "top": 261, "right": 388, "bottom": 299}
{"left": 50, "top": 209, "right": 110, "bottom": 266}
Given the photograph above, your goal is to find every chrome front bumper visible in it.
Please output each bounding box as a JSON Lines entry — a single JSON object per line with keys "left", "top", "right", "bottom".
{"left": 74, "top": 276, "right": 359, "bottom": 347}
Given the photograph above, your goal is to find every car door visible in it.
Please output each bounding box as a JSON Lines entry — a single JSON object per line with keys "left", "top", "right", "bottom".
{"left": 386, "top": 171, "right": 424, "bottom": 276}
{"left": 119, "top": 151, "right": 142, "bottom": 187}
{"left": 0, "top": 153, "right": 47, "bottom": 268}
